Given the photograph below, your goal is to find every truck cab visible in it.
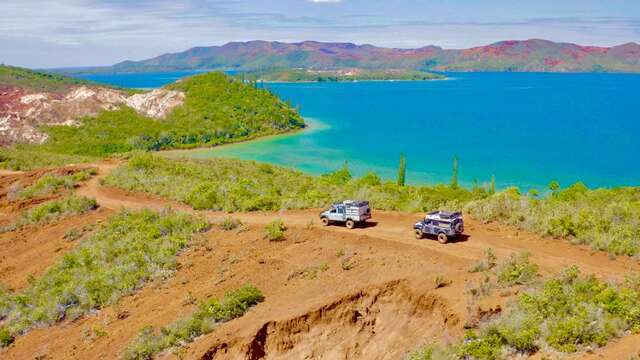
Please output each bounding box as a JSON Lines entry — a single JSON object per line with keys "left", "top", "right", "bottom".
{"left": 414, "top": 211, "right": 464, "bottom": 243}
{"left": 320, "top": 200, "right": 371, "bottom": 229}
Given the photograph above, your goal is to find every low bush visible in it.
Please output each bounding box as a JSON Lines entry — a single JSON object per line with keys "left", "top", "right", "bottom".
{"left": 0, "top": 147, "right": 97, "bottom": 171}
{"left": 457, "top": 266, "right": 638, "bottom": 358}
{"left": 2, "top": 196, "right": 97, "bottom": 232}
{"left": 406, "top": 344, "right": 451, "bottom": 360}
{"left": 218, "top": 216, "right": 242, "bottom": 231}
{"left": 496, "top": 252, "right": 538, "bottom": 286}
{"left": 0, "top": 209, "right": 208, "bottom": 346}
{"left": 434, "top": 274, "right": 451, "bottom": 289}
{"left": 17, "top": 169, "right": 96, "bottom": 199}
{"left": 104, "top": 153, "right": 487, "bottom": 213}
{"left": 468, "top": 248, "right": 497, "bottom": 273}
{"left": 466, "top": 184, "right": 640, "bottom": 257}
{"left": 123, "top": 284, "right": 264, "bottom": 360}
{"left": 265, "top": 219, "right": 286, "bottom": 241}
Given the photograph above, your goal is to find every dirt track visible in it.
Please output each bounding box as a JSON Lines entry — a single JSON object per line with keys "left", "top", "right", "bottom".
{"left": 1, "top": 162, "right": 639, "bottom": 359}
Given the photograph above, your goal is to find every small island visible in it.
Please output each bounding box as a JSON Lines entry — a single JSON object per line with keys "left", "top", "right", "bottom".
{"left": 239, "top": 68, "right": 445, "bottom": 82}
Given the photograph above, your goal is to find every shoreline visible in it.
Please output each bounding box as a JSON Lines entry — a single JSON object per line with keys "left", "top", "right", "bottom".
{"left": 160, "top": 117, "right": 324, "bottom": 158}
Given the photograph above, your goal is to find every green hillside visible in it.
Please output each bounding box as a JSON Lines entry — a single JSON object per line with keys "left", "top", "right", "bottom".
{"left": 0, "top": 65, "right": 91, "bottom": 92}
{"left": 1, "top": 71, "right": 305, "bottom": 168}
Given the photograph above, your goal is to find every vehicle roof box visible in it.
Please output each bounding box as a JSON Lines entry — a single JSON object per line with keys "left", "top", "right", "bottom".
{"left": 341, "top": 200, "right": 369, "bottom": 207}
{"left": 427, "top": 210, "right": 462, "bottom": 219}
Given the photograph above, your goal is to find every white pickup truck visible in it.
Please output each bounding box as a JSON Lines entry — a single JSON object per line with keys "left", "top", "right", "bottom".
{"left": 320, "top": 200, "right": 371, "bottom": 229}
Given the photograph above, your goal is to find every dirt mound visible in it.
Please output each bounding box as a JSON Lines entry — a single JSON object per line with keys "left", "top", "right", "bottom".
{"left": 0, "top": 85, "right": 184, "bottom": 146}
{"left": 203, "top": 280, "right": 459, "bottom": 360}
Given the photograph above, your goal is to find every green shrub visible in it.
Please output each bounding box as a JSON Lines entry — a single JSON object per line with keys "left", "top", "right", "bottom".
{"left": 123, "top": 284, "right": 263, "bottom": 360}
{"left": 17, "top": 169, "right": 95, "bottom": 199}
{"left": 218, "top": 217, "right": 242, "bottom": 231}
{"left": 2, "top": 196, "right": 97, "bottom": 232}
{"left": 406, "top": 344, "right": 451, "bottom": 360}
{"left": 0, "top": 209, "right": 208, "bottom": 346}
{"left": 457, "top": 266, "right": 639, "bottom": 356}
{"left": 265, "top": 219, "right": 286, "bottom": 241}
{"left": 466, "top": 185, "right": 640, "bottom": 257}
{"left": 104, "top": 153, "right": 487, "bottom": 213}
{"left": 0, "top": 147, "right": 96, "bottom": 171}
{"left": 496, "top": 252, "right": 538, "bottom": 286}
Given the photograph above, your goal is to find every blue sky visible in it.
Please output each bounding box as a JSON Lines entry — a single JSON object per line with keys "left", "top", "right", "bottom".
{"left": 1, "top": 0, "right": 639, "bottom": 68}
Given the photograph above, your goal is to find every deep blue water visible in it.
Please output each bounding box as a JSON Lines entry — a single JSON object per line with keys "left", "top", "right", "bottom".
{"left": 76, "top": 71, "right": 640, "bottom": 190}
{"left": 77, "top": 70, "right": 206, "bottom": 88}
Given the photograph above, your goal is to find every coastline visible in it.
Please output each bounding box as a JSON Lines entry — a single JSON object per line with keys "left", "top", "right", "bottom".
{"left": 160, "top": 117, "right": 326, "bottom": 159}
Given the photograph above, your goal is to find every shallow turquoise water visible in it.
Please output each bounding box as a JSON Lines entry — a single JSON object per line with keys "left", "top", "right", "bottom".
{"left": 79, "top": 72, "right": 640, "bottom": 190}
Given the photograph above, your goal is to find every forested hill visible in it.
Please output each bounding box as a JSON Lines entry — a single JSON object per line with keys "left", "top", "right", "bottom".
{"left": 84, "top": 39, "right": 640, "bottom": 74}
{"left": 1, "top": 68, "right": 305, "bottom": 169}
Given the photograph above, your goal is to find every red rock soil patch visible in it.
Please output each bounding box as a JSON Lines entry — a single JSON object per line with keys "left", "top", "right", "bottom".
{"left": 0, "top": 207, "right": 111, "bottom": 291}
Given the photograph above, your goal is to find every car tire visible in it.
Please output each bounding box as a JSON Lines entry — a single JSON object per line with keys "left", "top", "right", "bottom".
{"left": 346, "top": 219, "right": 355, "bottom": 229}
{"left": 321, "top": 217, "right": 330, "bottom": 226}
{"left": 455, "top": 222, "right": 464, "bottom": 233}
{"left": 414, "top": 229, "right": 424, "bottom": 239}
{"left": 437, "top": 233, "right": 448, "bottom": 244}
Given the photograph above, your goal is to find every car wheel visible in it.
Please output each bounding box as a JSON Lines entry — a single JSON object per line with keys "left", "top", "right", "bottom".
{"left": 414, "top": 229, "right": 424, "bottom": 239}
{"left": 321, "top": 217, "right": 330, "bottom": 226}
{"left": 346, "top": 219, "right": 355, "bottom": 229}
{"left": 437, "top": 233, "right": 448, "bottom": 244}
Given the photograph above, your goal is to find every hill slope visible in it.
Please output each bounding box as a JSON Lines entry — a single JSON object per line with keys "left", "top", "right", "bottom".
{"left": 0, "top": 65, "right": 92, "bottom": 92}
{"left": 1, "top": 66, "right": 304, "bottom": 167}
{"left": 102, "top": 39, "right": 640, "bottom": 73}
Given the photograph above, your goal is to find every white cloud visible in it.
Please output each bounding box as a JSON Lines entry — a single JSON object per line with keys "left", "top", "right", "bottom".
{"left": 309, "top": 0, "right": 342, "bottom": 3}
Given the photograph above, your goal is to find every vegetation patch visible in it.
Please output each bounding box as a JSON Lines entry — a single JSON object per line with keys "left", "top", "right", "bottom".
{"left": 0, "top": 65, "right": 92, "bottom": 92}
{"left": 287, "top": 263, "right": 329, "bottom": 281}
{"left": 0, "top": 209, "right": 208, "bottom": 346}
{"left": 217, "top": 216, "right": 243, "bottom": 231}
{"left": 0, "top": 147, "right": 97, "bottom": 171}
{"left": 495, "top": 252, "right": 539, "bottom": 286}
{"left": 412, "top": 266, "right": 640, "bottom": 359}
{"left": 466, "top": 184, "right": 640, "bottom": 257}
{"left": 123, "top": 284, "right": 264, "bottom": 360}
{"left": 1, "top": 195, "right": 97, "bottom": 232}
{"left": 468, "top": 248, "right": 498, "bottom": 273}
{"left": 104, "top": 153, "right": 486, "bottom": 213}
{"left": 17, "top": 169, "right": 96, "bottom": 199}
{"left": 264, "top": 219, "right": 286, "bottom": 241}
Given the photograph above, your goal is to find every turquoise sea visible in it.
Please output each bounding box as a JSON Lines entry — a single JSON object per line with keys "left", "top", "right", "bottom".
{"left": 78, "top": 72, "right": 640, "bottom": 190}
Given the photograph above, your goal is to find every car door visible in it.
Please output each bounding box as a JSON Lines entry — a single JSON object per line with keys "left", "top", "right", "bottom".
{"left": 328, "top": 207, "right": 341, "bottom": 221}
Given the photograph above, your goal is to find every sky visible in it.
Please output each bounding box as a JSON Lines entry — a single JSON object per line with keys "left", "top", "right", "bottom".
{"left": 1, "top": 0, "right": 639, "bottom": 68}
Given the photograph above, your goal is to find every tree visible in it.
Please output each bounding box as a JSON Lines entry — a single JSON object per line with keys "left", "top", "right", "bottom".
{"left": 490, "top": 175, "right": 496, "bottom": 194}
{"left": 549, "top": 180, "right": 560, "bottom": 193}
{"left": 451, "top": 156, "right": 459, "bottom": 189}
{"left": 397, "top": 153, "right": 406, "bottom": 186}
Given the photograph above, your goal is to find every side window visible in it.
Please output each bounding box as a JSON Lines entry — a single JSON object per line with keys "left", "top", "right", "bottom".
{"left": 338, "top": 207, "right": 345, "bottom": 214}
{"left": 330, "top": 208, "right": 336, "bottom": 213}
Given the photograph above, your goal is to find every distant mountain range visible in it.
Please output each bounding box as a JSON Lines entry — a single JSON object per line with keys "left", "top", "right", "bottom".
{"left": 66, "top": 39, "right": 640, "bottom": 74}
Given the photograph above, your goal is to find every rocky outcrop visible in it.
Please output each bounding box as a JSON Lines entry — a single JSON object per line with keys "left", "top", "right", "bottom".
{"left": 125, "top": 89, "right": 185, "bottom": 118}
{"left": 0, "top": 85, "right": 184, "bottom": 146}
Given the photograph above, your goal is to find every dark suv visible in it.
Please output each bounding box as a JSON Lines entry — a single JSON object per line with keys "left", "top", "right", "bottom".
{"left": 413, "top": 211, "right": 464, "bottom": 244}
